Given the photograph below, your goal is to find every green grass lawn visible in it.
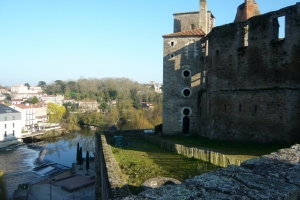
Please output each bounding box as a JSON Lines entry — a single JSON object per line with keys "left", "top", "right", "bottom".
{"left": 160, "top": 135, "right": 290, "bottom": 160}
{"left": 111, "top": 138, "right": 217, "bottom": 194}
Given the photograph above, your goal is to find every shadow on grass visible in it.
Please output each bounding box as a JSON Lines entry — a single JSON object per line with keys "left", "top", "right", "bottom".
{"left": 111, "top": 138, "right": 218, "bottom": 195}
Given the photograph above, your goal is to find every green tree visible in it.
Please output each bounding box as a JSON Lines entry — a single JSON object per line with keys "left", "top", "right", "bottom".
{"left": 79, "top": 147, "right": 83, "bottom": 170}
{"left": 65, "top": 114, "right": 81, "bottom": 131}
{"left": 109, "top": 89, "right": 117, "bottom": 99}
{"left": 124, "top": 110, "right": 154, "bottom": 129}
{"left": 24, "top": 83, "right": 30, "bottom": 90}
{"left": 31, "top": 96, "right": 39, "bottom": 104}
{"left": 37, "top": 81, "right": 46, "bottom": 89}
{"left": 48, "top": 102, "right": 66, "bottom": 123}
{"left": 85, "top": 151, "right": 90, "bottom": 175}
{"left": 100, "top": 102, "right": 109, "bottom": 113}
{"left": 76, "top": 143, "right": 80, "bottom": 165}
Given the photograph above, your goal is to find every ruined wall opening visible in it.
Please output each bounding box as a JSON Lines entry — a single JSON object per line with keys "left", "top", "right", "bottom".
{"left": 271, "top": 16, "right": 285, "bottom": 41}
{"left": 237, "top": 24, "right": 249, "bottom": 48}
{"left": 278, "top": 16, "right": 285, "bottom": 39}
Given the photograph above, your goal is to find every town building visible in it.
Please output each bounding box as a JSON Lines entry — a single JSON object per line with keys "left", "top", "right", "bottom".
{"left": 78, "top": 100, "right": 99, "bottom": 112}
{"left": 0, "top": 104, "right": 22, "bottom": 143}
{"left": 162, "top": 0, "right": 300, "bottom": 144}
{"left": 10, "top": 104, "right": 36, "bottom": 132}
{"left": 40, "top": 94, "right": 64, "bottom": 105}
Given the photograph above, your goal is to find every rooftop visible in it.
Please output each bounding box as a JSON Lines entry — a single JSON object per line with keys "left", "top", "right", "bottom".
{"left": 0, "top": 104, "right": 20, "bottom": 114}
{"left": 163, "top": 29, "right": 206, "bottom": 38}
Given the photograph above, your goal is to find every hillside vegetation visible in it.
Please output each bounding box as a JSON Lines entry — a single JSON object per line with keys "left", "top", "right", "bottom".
{"left": 41, "top": 78, "right": 162, "bottom": 130}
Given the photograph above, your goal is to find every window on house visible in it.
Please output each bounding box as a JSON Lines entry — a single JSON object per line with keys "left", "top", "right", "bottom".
{"left": 4, "top": 131, "right": 7, "bottom": 137}
{"left": 191, "top": 24, "right": 195, "bottom": 30}
{"left": 170, "top": 53, "right": 175, "bottom": 59}
{"left": 170, "top": 41, "right": 174, "bottom": 46}
{"left": 13, "top": 123, "right": 15, "bottom": 128}
{"left": 4, "top": 124, "right": 6, "bottom": 129}
{"left": 13, "top": 130, "right": 15, "bottom": 136}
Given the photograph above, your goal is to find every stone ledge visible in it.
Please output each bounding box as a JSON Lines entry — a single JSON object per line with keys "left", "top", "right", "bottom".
{"left": 122, "top": 144, "right": 300, "bottom": 199}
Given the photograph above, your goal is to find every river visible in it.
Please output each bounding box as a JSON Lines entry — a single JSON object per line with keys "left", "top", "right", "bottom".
{"left": 0, "top": 129, "right": 95, "bottom": 198}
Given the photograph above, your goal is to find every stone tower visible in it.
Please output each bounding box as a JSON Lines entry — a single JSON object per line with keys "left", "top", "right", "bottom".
{"left": 162, "top": 1, "right": 214, "bottom": 135}
{"left": 234, "top": 0, "right": 261, "bottom": 22}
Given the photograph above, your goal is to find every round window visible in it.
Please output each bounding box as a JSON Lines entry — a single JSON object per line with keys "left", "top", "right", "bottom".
{"left": 182, "top": 70, "right": 191, "bottom": 78}
{"left": 183, "top": 108, "right": 190, "bottom": 115}
{"left": 183, "top": 89, "right": 191, "bottom": 97}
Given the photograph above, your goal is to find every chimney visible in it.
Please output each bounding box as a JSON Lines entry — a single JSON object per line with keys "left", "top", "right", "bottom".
{"left": 199, "top": 0, "right": 208, "bottom": 34}
{"left": 234, "top": 0, "right": 261, "bottom": 22}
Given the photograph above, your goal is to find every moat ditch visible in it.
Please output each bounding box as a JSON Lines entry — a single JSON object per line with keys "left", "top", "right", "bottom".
{"left": 109, "top": 135, "right": 290, "bottom": 195}
{"left": 110, "top": 138, "right": 218, "bottom": 194}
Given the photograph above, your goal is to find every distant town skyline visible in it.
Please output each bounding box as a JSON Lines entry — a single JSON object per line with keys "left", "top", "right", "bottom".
{"left": 0, "top": 0, "right": 297, "bottom": 86}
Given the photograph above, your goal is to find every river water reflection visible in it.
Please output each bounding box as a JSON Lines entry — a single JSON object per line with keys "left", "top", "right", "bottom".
{"left": 0, "top": 128, "right": 96, "bottom": 198}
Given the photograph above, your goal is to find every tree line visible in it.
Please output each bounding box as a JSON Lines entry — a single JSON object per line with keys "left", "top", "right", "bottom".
{"left": 41, "top": 77, "right": 162, "bottom": 131}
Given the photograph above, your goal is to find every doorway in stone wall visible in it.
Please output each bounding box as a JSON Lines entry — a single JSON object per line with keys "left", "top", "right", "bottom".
{"left": 182, "top": 116, "right": 190, "bottom": 134}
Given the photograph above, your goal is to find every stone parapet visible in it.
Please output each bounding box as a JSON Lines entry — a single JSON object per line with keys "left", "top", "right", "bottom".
{"left": 122, "top": 144, "right": 300, "bottom": 199}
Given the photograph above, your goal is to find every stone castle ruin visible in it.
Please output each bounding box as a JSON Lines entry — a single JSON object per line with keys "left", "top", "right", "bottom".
{"left": 162, "top": 0, "right": 300, "bottom": 144}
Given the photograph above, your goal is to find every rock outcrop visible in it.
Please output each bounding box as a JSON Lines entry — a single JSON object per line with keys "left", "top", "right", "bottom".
{"left": 123, "top": 144, "right": 300, "bottom": 199}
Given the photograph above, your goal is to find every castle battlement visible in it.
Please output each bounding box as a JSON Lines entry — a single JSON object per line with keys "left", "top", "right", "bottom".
{"left": 163, "top": 1, "right": 300, "bottom": 144}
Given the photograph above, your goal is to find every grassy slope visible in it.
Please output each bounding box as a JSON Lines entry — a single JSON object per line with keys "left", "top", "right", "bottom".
{"left": 111, "top": 138, "right": 217, "bottom": 194}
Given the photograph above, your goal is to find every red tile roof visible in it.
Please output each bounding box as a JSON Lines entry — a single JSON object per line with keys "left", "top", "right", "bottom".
{"left": 163, "top": 29, "right": 206, "bottom": 38}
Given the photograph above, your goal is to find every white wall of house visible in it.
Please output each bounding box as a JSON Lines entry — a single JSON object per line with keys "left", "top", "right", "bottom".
{"left": 11, "top": 85, "right": 28, "bottom": 93}
{"left": 10, "top": 104, "right": 36, "bottom": 131}
{"left": 0, "top": 107, "right": 22, "bottom": 141}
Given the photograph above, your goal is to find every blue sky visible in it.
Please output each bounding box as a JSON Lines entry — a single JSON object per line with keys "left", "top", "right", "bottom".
{"left": 0, "top": 0, "right": 297, "bottom": 86}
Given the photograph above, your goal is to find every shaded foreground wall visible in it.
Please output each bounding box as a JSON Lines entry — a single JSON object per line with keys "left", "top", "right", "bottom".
{"left": 123, "top": 144, "right": 300, "bottom": 199}
{"left": 95, "top": 132, "right": 130, "bottom": 200}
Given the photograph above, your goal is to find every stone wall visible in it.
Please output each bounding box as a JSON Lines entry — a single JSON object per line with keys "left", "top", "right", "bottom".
{"left": 163, "top": 2, "right": 300, "bottom": 144}
{"left": 198, "top": 3, "right": 300, "bottom": 144}
{"left": 122, "top": 144, "right": 300, "bottom": 199}
{"left": 95, "top": 132, "right": 130, "bottom": 200}
{"left": 141, "top": 134, "right": 242, "bottom": 167}
{"left": 173, "top": 12, "right": 199, "bottom": 33}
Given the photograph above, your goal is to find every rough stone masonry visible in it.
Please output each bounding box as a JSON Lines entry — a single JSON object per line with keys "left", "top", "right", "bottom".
{"left": 123, "top": 144, "right": 300, "bottom": 199}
